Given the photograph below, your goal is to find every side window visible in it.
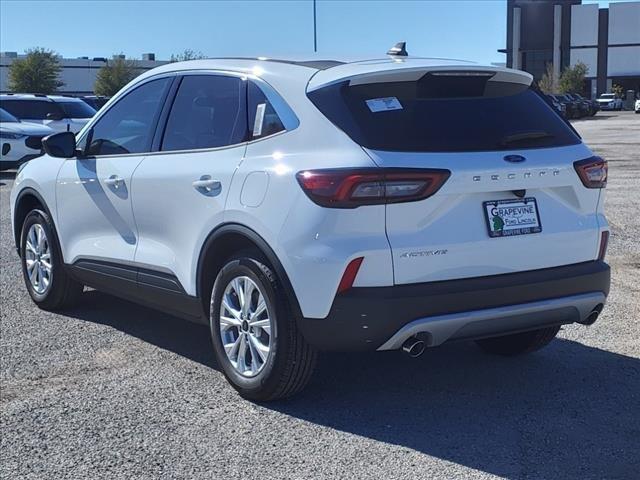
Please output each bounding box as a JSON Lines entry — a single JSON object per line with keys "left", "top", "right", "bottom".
{"left": 248, "top": 81, "right": 285, "bottom": 139}
{"left": 161, "top": 75, "right": 247, "bottom": 151}
{"left": 84, "top": 77, "right": 170, "bottom": 156}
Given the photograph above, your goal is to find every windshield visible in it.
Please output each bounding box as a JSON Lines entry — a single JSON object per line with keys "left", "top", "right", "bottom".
{"left": 0, "top": 108, "right": 19, "bottom": 123}
{"left": 308, "top": 74, "right": 580, "bottom": 152}
{"left": 57, "top": 101, "right": 96, "bottom": 119}
{"left": 600, "top": 94, "right": 615, "bottom": 99}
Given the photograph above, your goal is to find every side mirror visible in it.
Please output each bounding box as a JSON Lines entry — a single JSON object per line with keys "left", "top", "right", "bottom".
{"left": 42, "top": 131, "right": 77, "bottom": 158}
{"left": 46, "top": 112, "right": 64, "bottom": 121}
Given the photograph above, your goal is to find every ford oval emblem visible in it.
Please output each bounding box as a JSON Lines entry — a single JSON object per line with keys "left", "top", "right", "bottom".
{"left": 504, "top": 155, "right": 526, "bottom": 163}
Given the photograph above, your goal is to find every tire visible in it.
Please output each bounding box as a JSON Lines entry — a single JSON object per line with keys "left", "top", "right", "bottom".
{"left": 209, "top": 253, "right": 317, "bottom": 401}
{"left": 475, "top": 326, "right": 560, "bottom": 356}
{"left": 20, "top": 209, "right": 84, "bottom": 310}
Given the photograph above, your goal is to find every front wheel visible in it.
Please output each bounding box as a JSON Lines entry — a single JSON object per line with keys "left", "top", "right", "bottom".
{"left": 209, "top": 254, "right": 317, "bottom": 401}
{"left": 475, "top": 326, "right": 560, "bottom": 356}
{"left": 20, "top": 209, "right": 84, "bottom": 310}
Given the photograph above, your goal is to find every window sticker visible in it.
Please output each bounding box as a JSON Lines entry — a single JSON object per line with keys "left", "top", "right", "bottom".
{"left": 365, "top": 97, "right": 403, "bottom": 112}
{"left": 253, "top": 103, "right": 266, "bottom": 137}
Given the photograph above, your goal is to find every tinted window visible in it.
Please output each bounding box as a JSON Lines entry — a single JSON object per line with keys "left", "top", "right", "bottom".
{"left": 0, "top": 108, "right": 19, "bottom": 122}
{"left": 248, "top": 81, "right": 285, "bottom": 139}
{"left": 84, "top": 78, "right": 170, "bottom": 156}
{"left": 57, "top": 101, "right": 96, "bottom": 118}
{"left": 1, "top": 99, "right": 60, "bottom": 120}
{"left": 308, "top": 74, "right": 581, "bottom": 152}
{"left": 162, "top": 75, "right": 246, "bottom": 151}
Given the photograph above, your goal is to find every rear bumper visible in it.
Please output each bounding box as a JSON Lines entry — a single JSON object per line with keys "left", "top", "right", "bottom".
{"left": 298, "top": 261, "right": 610, "bottom": 351}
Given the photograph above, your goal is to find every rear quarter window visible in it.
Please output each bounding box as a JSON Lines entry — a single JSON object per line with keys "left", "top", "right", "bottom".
{"left": 308, "top": 73, "right": 581, "bottom": 152}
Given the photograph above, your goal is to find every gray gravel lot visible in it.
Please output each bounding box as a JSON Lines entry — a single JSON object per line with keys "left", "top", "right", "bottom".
{"left": 1, "top": 111, "right": 639, "bottom": 480}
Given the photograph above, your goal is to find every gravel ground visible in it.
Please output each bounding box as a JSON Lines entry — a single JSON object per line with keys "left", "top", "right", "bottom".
{"left": 1, "top": 111, "right": 638, "bottom": 480}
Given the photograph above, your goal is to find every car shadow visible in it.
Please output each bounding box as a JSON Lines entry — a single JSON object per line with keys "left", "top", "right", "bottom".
{"left": 67, "top": 290, "right": 638, "bottom": 479}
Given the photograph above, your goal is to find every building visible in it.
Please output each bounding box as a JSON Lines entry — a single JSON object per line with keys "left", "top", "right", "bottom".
{"left": 0, "top": 53, "right": 168, "bottom": 96}
{"left": 502, "top": 0, "right": 640, "bottom": 97}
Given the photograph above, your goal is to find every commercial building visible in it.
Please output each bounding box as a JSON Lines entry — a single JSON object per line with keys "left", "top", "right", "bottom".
{"left": 0, "top": 53, "right": 167, "bottom": 96}
{"left": 502, "top": 0, "right": 640, "bottom": 97}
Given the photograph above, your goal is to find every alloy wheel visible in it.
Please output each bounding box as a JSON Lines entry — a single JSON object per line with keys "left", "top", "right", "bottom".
{"left": 24, "top": 223, "right": 52, "bottom": 295}
{"left": 219, "top": 276, "right": 273, "bottom": 377}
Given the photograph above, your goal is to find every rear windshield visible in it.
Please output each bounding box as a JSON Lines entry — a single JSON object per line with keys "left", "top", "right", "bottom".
{"left": 308, "top": 73, "right": 581, "bottom": 152}
{"left": 57, "top": 101, "right": 96, "bottom": 118}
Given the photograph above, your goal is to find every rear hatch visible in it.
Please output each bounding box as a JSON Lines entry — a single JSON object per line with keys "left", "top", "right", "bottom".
{"left": 308, "top": 62, "right": 603, "bottom": 285}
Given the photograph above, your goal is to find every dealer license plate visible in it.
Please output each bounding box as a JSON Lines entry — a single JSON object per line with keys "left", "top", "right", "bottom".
{"left": 483, "top": 197, "right": 542, "bottom": 238}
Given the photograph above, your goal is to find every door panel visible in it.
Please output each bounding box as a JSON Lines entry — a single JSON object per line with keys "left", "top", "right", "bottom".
{"left": 132, "top": 147, "right": 245, "bottom": 294}
{"left": 56, "top": 156, "right": 144, "bottom": 264}
{"left": 131, "top": 73, "right": 248, "bottom": 295}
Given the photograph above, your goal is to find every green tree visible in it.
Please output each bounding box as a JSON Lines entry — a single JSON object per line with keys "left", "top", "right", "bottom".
{"left": 8, "top": 48, "right": 63, "bottom": 94}
{"left": 94, "top": 56, "right": 138, "bottom": 96}
{"left": 538, "top": 62, "right": 558, "bottom": 94}
{"left": 170, "top": 49, "right": 206, "bottom": 62}
{"left": 558, "top": 61, "right": 588, "bottom": 94}
{"left": 611, "top": 84, "right": 624, "bottom": 97}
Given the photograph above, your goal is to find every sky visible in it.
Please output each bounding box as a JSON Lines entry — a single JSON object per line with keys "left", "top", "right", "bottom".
{"left": 0, "top": 0, "right": 634, "bottom": 64}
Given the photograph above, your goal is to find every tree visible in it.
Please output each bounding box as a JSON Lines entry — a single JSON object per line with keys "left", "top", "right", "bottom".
{"left": 8, "top": 48, "right": 63, "bottom": 94}
{"left": 170, "top": 49, "right": 206, "bottom": 62}
{"left": 558, "top": 61, "right": 588, "bottom": 94}
{"left": 94, "top": 56, "right": 138, "bottom": 96}
{"left": 611, "top": 84, "right": 624, "bottom": 97}
{"left": 538, "top": 62, "right": 558, "bottom": 94}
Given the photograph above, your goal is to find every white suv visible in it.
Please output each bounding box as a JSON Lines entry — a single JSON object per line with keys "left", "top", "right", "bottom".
{"left": 0, "top": 94, "right": 96, "bottom": 133}
{"left": 1, "top": 108, "right": 53, "bottom": 170}
{"left": 10, "top": 55, "right": 611, "bottom": 400}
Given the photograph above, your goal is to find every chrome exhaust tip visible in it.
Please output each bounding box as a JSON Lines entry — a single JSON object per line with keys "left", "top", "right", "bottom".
{"left": 402, "top": 336, "right": 426, "bottom": 358}
{"left": 578, "top": 304, "right": 604, "bottom": 325}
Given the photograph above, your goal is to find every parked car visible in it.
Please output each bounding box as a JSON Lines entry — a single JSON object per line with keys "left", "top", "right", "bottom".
{"left": 80, "top": 95, "right": 110, "bottom": 111}
{"left": 0, "top": 108, "right": 53, "bottom": 170}
{"left": 566, "top": 93, "right": 596, "bottom": 116}
{"left": 572, "top": 93, "right": 599, "bottom": 116}
{"left": 553, "top": 94, "right": 585, "bottom": 118}
{"left": 596, "top": 93, "right": 623, "bottom": 111}
{"left": 546, "top": 94, "right": 567, "bottom": 117}
{"left": 0, "top": 94, "right": 96, "bottom": 133}
{"left": 10, "top": 53, "right": 610, "bottom": 401}
{"left": 635, "top": 98, "right": 640, "bottom": 114}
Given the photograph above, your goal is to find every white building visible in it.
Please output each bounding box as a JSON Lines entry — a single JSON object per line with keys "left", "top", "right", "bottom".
{"left": 0, "top": 53, "right": 168, "bottom": 96}
{"left": 502, "top": 0, "right": 640, "bottom": 97}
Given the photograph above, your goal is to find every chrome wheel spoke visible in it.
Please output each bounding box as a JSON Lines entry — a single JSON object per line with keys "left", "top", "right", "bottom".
{"left": 249, "top": 318, "right": 271, "bottom": 336}
{"left": 248, "top": 334, "right": 269, "bottom": 363}
{"left": 218, "top": 275, "right": 273, "bottom": 377}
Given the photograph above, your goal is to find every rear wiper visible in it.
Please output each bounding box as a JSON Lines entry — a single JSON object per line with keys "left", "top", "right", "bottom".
{"left": 501, "top": 131, "right": 555, "bottom": 146}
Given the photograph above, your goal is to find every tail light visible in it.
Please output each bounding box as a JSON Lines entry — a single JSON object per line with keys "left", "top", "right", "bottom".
{"left": 598, "top": 230, "right": 609, "bottom": 261}
{"left": 296, "top": 168, "right": 451, "bottom": 208}
{"left": 574, "top": 156, "right": 607, "bottom": 188}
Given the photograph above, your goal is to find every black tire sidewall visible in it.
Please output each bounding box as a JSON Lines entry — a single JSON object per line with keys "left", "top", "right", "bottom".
{"left": 20, "top": 209, "right": 59, "bottom": 304}
{"left": 210, "top": 257, "right": 285, "bottom": 398}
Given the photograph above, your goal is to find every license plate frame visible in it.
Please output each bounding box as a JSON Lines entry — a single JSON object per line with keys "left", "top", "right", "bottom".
{"left": 483, "top": 197, "right": 542, "bottom": 238}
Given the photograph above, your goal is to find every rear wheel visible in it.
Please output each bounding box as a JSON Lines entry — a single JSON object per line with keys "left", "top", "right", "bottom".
{"left": 475, "top": 326, "right": 560, "bottom": 356}
{"left": 20, "top": 209, "right": 83, "bottom": 310}
{"left": 209, "top": 253, "right": 317, "bottom": 401}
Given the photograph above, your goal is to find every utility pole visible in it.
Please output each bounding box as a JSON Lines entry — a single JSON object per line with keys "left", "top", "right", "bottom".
{"left": 313, "top": 0, "right": 317, "bottom": 53}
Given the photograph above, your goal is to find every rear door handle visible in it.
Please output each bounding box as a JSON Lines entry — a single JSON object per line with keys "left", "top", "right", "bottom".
{"left": 104, "top": 175, "right": 124, "bottom": 189}
{"left": 192, "top": 176, "right": 222, "bottom": 194}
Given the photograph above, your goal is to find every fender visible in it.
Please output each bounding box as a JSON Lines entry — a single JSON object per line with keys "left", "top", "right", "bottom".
{"left": 13, "top": 186, "right": 55, "bottom": 253}
{"left": 196, "top": 223, "right": 304, "bottom": 321}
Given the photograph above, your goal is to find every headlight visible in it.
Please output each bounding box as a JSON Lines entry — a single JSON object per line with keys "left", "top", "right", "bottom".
{"left": 0, "top": 131, "right": 26, "bottom": 139}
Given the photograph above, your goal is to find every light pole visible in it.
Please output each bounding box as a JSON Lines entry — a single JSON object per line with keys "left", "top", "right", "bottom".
{"left": 313, "top": 0, "right": 317, "bottom": 53}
